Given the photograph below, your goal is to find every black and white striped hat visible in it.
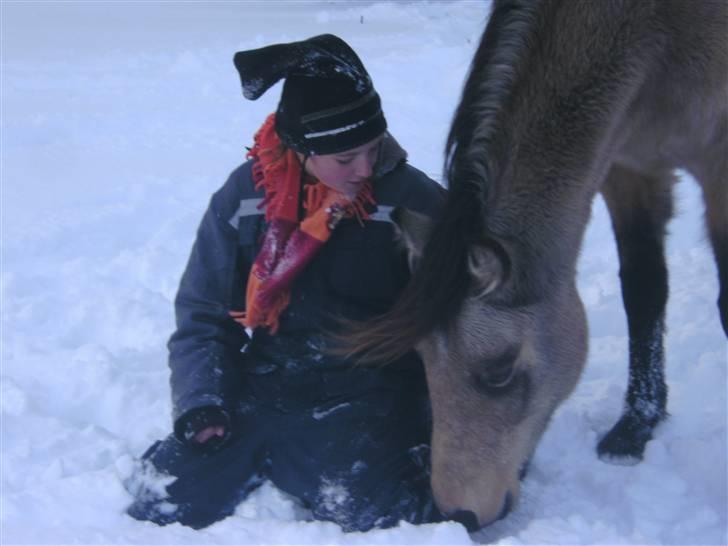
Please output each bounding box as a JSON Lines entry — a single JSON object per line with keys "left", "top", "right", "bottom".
{"left": 233, "top": 34, "right": 387, "bottom": 155}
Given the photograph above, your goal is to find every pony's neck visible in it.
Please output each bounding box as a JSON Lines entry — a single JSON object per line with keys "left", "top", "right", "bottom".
{"left": 453, "top": 0, "right": 665, "bottom": 299}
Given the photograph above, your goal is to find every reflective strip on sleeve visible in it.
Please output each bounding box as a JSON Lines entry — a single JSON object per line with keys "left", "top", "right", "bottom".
{"left": 368, "top": 205, "right": 395, "bottom": 223}
{"left": 228, "top": 198, "right": 264, "bottom": 228}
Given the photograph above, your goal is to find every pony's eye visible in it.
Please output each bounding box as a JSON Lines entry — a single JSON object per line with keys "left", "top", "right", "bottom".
{"left": 471, "top": 346, "right": 520, "bottom": 394}
{"left": 483, "top": 361, "right": 516, "bottom": 389}
{"left": 472, "top": 357, "right": 517, "bottom": 394}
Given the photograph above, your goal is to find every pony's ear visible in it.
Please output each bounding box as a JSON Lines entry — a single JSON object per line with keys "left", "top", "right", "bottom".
{"left": 391, "top": 207, "right": 434, "bottom": 271}
{"left": 467, "top": 243, "right": 506, "bottom": 299}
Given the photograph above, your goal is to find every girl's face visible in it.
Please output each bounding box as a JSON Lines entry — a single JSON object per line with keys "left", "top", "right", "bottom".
{"left": 301, "top": 135, "right": 384, "bottom": 199}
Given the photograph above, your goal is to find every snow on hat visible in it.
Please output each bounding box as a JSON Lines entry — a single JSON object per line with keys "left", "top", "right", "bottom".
{"left": 233, "top": 34, "right": 387, "bottom": 155}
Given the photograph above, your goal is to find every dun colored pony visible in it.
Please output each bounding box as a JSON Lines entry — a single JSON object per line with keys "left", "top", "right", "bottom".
{"left": 346, "top": 0, "right": 727, "bottom": 531}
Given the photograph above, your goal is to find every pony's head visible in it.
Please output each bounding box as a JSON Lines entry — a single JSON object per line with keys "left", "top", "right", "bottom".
{"left": 384, "top": 207, "right": 587, "bottom": 528}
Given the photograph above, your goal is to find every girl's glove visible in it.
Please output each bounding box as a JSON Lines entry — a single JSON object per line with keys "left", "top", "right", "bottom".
{"left": 175, "top": 406, "right": 231, "bottom": 451}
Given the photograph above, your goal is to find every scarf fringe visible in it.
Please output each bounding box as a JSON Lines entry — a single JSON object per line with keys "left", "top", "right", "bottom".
{"left": 248, "top": 114, "right": 291, "bottom": 221}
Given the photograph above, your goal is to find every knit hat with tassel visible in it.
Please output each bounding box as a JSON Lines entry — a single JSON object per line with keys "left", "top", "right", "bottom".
{"left": 233, "top": 34, "right": 387, "bottom": 155}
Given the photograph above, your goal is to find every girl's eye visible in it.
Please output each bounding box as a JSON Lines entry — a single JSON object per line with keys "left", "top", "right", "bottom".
{"left": 336, "top": 158, "right": 354, "bottom": 165}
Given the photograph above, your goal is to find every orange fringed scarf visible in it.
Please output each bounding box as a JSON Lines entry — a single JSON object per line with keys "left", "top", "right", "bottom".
{"left": 229, "top": 113, "right": 376, "bottom": 334}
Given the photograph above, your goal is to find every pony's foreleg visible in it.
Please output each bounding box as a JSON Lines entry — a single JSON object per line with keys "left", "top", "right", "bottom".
{"left": 710, "top": 221, "right": 728, "bottom": 336}
{"left": 692, "top": 154, "right": 728, "bottom": 337}
{"left": 706, "top": 204, "right": 728, "bottom": 337}
{"left": 597, "top": 164, "right": 675, "bottom": 463}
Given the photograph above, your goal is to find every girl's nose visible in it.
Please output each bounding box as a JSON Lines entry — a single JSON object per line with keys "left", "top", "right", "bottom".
{"left": 354, "top": 154, "right": 374, "bottom": 179}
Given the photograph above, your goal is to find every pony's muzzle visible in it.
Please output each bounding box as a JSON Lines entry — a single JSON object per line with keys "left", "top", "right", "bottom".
{"left": 448, "top": 510, "right": 480, "bottom": 532}
{"left": 446, "top": 492, "right": 513, "bottom": 531}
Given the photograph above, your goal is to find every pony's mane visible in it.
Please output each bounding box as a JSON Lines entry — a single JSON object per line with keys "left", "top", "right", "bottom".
{"left": 445, "top": 0, "right": 539, "bottom": 199}
{"left": 339, "top": 1, "right": 540, "bottom": 364}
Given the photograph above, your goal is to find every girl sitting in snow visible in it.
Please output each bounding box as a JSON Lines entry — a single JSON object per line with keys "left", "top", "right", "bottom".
{"left": 126, "top": 34, "right": 445, "bottom": 532}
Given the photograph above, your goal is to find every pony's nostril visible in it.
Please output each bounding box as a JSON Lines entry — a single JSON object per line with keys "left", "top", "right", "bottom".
{"left": 519, "top": 458, "right": 531, "bottom": 480}
{"left": 447, "top": 495, "right": 513, "bottom": 531}
{"left": 449, "top": 509, "right": 480, "bottom": 532}
{"left": 498, "top": 492, "right": 513, "bottom": 521}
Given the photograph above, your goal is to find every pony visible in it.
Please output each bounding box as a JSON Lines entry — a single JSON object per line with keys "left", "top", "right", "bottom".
{"left": 345, "top": 0, "right": 727, "bottom": 530}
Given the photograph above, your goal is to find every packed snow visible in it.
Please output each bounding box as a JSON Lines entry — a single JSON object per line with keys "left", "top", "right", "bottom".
{"left": 2, "top": 1, "right": 726, "bottom": 544}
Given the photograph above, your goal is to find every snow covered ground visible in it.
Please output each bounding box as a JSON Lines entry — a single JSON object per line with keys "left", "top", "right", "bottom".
{"left": 1, "top": 1, "right": 725, "bottom": 544}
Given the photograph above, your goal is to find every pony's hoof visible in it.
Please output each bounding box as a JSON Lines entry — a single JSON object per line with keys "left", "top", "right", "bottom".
{"left": 596, "top": 413, "right": 660, "bottom": 465}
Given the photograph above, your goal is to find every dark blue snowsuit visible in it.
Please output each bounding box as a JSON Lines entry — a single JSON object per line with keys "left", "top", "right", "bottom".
{"left": 126, "top": 135, "right": 446, "bottom": 531}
